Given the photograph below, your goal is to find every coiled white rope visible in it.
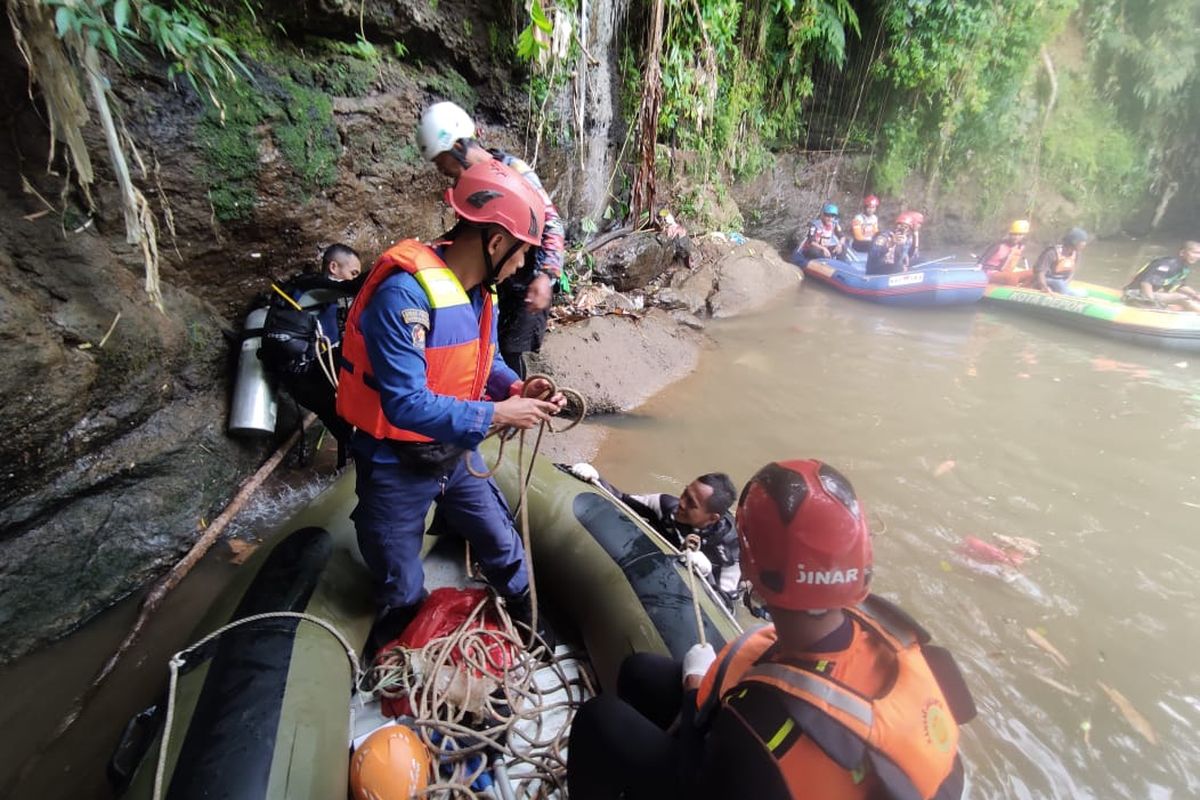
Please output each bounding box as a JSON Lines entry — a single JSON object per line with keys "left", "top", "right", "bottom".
{"left": 363, "top": 593, "right": 593, "bottom": 797}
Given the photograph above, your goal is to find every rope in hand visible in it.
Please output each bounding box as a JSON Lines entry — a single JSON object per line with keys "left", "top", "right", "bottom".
{"left": 363, "top": 593, "right": 595, "bottom": 798}
{"left": 152, "top": 612, "right": 361, "bottom": 800}
{"left": 464, "top": 374, "right": 586, "bottom": 645}
{"left": 681, "top": 535, "right": 708, "bottom": 648}
{"left": 465, "top": 373, "right": 586, "bottom": 481}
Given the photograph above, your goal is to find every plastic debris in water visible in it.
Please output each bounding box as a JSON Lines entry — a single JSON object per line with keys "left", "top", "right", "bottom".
{"left": 1031, "top": 672, "right": 1081, "bottom": 698}
{"left": 1098, "top": 682, "right": 1159, "bottom": 746}
{"left": 1025, "top": 627, "right": 1070, "bottom": 670}
{"left": 933, "top": 460, "right": 956, "bottom": 477}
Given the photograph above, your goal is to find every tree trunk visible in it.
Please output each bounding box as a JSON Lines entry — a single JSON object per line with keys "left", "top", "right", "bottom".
{"left": 630, "top": 0, "right": 665, "bottom": 225}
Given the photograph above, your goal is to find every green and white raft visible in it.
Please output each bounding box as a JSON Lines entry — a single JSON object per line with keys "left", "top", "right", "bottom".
{"left": 116, "top": 443, "right": 740, "bottom": 799}
{"left": 983, "top": 280, "right": 1200, "bottom": 352}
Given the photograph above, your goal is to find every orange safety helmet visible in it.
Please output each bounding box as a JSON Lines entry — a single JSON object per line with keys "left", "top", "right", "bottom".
{"left": 446, "top": 159, "right": 545, "bottom": 246}
{"left": 736, "top": 460, "right": 872, "bottom": 612}
{"left": 350, "top": 725, "right": 434, "bottom": 800}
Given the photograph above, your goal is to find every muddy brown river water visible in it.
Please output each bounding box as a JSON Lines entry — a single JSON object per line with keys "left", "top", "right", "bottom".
{"left": 592, "top": 237, "right": 1200, "bottom": 798}
{"left": 1, "top": 237, "right": 1197, "bottom": 798}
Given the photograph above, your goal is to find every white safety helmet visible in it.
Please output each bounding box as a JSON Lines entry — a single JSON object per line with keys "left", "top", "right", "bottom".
{"left": 417, "top": 101, "right": 476, "bottom": 161}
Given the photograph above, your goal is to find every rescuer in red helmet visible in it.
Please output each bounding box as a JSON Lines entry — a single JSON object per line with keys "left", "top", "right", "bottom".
{"left": 337, "top": 159, "right": 566, "bottom": 654}
{"left": 568, "top": 459, "right": 975, "bottom": 800}
{"left": 850, "top": 194, "right": 881, "bottom": 253}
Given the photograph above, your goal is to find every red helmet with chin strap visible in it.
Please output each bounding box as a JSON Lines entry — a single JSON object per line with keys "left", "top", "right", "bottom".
{"left": 736, "top": 460, "right": 872, "bottom": 611}
{"left": 446, "top": 160, "right": 545, "bottom": 246}
{"left": 864, "top": 194, "right": 879, "bottom": 208}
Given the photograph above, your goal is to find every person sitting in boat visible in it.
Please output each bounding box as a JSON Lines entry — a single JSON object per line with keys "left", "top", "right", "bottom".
{"left": 864, "top": 214, "right": 915, "bottom": 275}
{"left": 1122, "top": 241, "right": 1200, "bottom": 312}
{"left": 567, "top": 459, "right": 976, "bottom": 800}
{"left": 978, "top": 219, "right": 1030, "bottom": 275}
{"left": 336, "top": 161, "right": 566, "bottom": 654}
{"left": 800, "top": 203, "right": 846, "bottom": 260}
{"left": 1033, "top": 228, "right": 1089, "bottom": 296}
{"left": 567, "top": 464, "right": 742, "bottom": 609}
{"left": 903, "top": 210, "right": 925, "bottom": 261}
{"left": 849, "top": 195, "right": 881, "bottom": 253}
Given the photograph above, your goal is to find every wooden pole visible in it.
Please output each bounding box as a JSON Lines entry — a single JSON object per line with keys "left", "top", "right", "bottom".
{"left": 47, "top": 415, "right": 314, "bottom": 741}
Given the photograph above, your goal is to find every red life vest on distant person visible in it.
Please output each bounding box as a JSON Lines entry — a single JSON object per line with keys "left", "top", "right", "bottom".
{"left": 336, "top": 240, "right": 496, "bottom": 442}
{"left": 982, "top": 241, "right": 1025, "bottom": 273}
{"left": 696, "top": 597, "right": 967, "bottom": 799}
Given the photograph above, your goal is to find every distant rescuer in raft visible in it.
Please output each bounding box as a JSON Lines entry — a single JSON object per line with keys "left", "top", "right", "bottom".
{"left": 1123, "top": 241, "right": 1200, "bottom": 311}
{"left": 800, "top": 203, "right": 847, "bottom": 260}
{"left": 1033, "top": 227, "right": 1089, "bottom": 296}
{"left": 335, "top": 160, "right": 566, "bottom": 652}
{"left": 864, "top": 213, "right": 917, "bottom": 275}
{"left": 567, "top": 459, "right": 977, "bottom": 800}
{"left": 978, "top": 219, "right": 1030, "bottom": 276}
{"left": 417, "top": 101, "right": 566, "bottom": 378}
{"left": 849, "top": 194, "right": 881, "bottom": 253}
{"left": 567, "top": 463, "right": 743, "bottom": 609}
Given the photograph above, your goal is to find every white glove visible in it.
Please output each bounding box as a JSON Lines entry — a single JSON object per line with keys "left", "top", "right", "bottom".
{"left": 569, "top": 462, "right": 600, "bottom": 483}
{"left": 682, "top": 643, "right": 716, "bottom": 683}
{"left": 681, "top": 549, "right": 713, "bottom": 578}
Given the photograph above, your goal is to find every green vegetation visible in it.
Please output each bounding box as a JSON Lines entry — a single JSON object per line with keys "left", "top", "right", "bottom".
{"left": 196, "top": 66, "right": 340, "bottom": 221}
{"left": 532, "top": 0, "right": 1195, "bottom": 229}
{"left": 421, "top": 67, "right": 478, "bottom": 110}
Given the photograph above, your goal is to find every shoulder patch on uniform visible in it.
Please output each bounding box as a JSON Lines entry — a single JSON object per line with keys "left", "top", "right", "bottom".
{"left": 401, "top": 308, "right": 431, "bottom": 328}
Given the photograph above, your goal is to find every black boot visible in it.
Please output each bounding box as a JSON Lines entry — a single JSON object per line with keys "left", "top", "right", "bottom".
{"left": 504, "top": 589, "right": 557, "bottom": 656}
{"left": 364, "top": 601, "right": 423, "bottom": 664}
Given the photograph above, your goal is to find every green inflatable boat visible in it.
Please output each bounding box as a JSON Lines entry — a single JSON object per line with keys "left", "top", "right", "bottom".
{"left": 983, "top": 280, "right": 1200, "bottom": 352}
{"left": 116, "top": 443, "right": 740, "bottom": 799}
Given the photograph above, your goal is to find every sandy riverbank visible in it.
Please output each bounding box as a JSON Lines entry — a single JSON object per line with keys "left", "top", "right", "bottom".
{"left": 528, "top": 236, "right": 800, "bottom": 462}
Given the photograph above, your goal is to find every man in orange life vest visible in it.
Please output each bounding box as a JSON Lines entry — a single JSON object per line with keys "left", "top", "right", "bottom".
{"left": 1033, "top": 227, "right": 1088, "bottom": 296}
{"left": 336, "top": 160, "right": 565, "bottom": 652}
{"left": 978, "top": 219, "right": 1030, "bottom": 275}
{"left": 568, "top": 459, "right": 976, "bottom": 799}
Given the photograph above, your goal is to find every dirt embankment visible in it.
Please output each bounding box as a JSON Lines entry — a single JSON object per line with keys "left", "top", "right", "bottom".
{"left": 530, "top": 234, "right": 800, "bottom": 461}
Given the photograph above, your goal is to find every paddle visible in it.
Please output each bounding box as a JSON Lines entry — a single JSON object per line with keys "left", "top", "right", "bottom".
{"left": 909, "top": 255, "right": 957, "bottom": 270}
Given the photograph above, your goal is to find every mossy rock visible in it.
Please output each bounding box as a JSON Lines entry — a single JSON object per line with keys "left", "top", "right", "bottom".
{"left": 196, "top": 63, "right": 341, "bottom": 221}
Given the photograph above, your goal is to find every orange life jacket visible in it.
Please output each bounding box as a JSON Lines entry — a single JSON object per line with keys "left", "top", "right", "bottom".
{"left": 852, "top": 213, "right": 879, "bottom": 243}
{"left": 983, "top": 241, "right": 1026, "bottom": 273}
{"left": 1044, "top": 245, "right": 1077, "bottom": 278}
{"left": 336, "top": 240, "right": 496, "bottom": 442}
{"left": 696, "top": 596, "right": 968, "bottom": 800}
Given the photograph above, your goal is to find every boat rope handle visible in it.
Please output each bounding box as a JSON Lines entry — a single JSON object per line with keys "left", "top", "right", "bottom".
{"left": 152, "top": 612, "right": 361, "bottom": 800}
{"left": 682, "top": 536, "right": 708, "bottom": 648}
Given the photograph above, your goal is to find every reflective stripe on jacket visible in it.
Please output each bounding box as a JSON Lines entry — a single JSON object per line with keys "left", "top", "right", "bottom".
{"left": 337, "top": 240, "right": 495, "bottom": 442}
{"left": 696, "top": 596, "right": 966, "bottom": 799}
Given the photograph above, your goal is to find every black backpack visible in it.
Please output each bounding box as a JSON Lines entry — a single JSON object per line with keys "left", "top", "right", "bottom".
{"left": 257, "top": 274, "right": 357, "bottom": 376}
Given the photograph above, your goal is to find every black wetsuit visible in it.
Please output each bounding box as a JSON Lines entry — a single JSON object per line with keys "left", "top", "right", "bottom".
{"left": 608, "top": 485, "right": 741, "bottom": 608}
{"left": 1125, "top": 256, "right": 1189, "bottom": 293}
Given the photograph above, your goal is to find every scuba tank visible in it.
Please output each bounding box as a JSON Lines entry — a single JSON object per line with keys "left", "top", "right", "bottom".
{"left": 228, "top": 305, "right": 278, "bottom": 435}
